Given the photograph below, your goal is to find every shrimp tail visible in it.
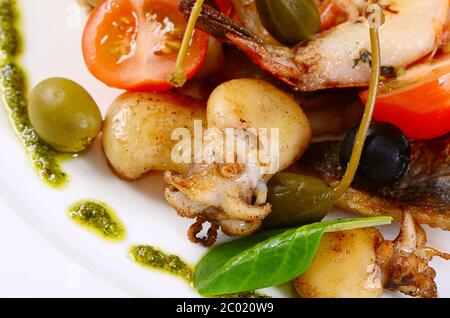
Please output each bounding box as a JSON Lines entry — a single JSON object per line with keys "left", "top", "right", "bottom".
{"left": 179, "top": 0, "right": 301, "bottom": 86}
{"left": 179, "top": 0, "right": 258, "bottom": 42}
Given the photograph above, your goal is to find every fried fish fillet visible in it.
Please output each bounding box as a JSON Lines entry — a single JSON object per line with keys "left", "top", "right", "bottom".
{"left": 296, "top": 135, "right": 450, "bottom": 230}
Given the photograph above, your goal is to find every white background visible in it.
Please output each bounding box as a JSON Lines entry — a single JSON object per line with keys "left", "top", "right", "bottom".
{"left": 0, "top": 197, "right": 128, "bottom": 297}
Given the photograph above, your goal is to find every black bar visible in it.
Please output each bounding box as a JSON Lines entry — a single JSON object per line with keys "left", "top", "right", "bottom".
{"left": 0, "top": 297, "right": 448, "bottom": 314}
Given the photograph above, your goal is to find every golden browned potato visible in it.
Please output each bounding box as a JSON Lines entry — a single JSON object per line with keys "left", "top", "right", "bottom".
{"left": 294, "top": 228, "right": 384, "bottom": 298}
{"left": 207, "top": 79, "right": 311, "bottom": 171}
{"left": 103, "top": 91, "right": 206, "bottom": 179}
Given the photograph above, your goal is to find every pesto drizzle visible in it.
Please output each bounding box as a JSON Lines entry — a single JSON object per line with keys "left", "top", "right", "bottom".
{"left": 129, "top": 245, "right": 269, "bottom": 298}
{"left": 68, "top": 200, "right": 126, "bottom": 241}
{"left": 130, "top": 245, "right": 194, "bottom": 283}
{"left": 0, "top": 0, "right": 67, "bottom": 187}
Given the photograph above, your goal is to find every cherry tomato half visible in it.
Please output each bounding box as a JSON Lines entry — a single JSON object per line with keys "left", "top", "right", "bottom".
{"left": 82, "top": 0, "right": 209, "bottom": 91}
{"left": 360, "top": 55, "right": 450, "bottom": 140}
{"left": 214, "top": 0, "right": 233, "bottom": 16}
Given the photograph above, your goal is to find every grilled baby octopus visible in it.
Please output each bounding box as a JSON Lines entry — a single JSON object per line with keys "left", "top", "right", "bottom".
{"left": 164, "top": 79, "right": 311, "bottom": 246}
{"left": 378, "top": 211, "right": 450, "bottom": 298}
{"left": 165, "top": 161, "right": 272, "bottom": 245}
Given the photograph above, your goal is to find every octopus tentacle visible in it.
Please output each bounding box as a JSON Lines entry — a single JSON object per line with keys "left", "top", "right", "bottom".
{"left": 188, "top": 217, "right": 219, "bottom": 247}
{"left": 221, "top": 195, "right": 271, "bottom": 221}
{"left": 164, "top": 187, "right": 208, "bottom": 218}
{"left": 377, "top": 211, "right": 450, "bottom": 298}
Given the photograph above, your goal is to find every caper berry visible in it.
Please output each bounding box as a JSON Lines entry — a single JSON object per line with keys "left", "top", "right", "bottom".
{"left": 256, "top": 0, "right": 320, "bottom": 46}
{"left": 263, "top": 173, "right": 331, "bottom": 229}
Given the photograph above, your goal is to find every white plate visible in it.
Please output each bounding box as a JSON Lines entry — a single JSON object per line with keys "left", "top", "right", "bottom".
{"left": 0, "top": 0, "right": 448, "bottom": 298}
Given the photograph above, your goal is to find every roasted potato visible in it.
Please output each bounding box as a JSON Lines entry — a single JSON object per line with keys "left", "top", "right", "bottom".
{"left": 207, "top": 79, "right": 311, "bottom": 171}
{"left": 294, "top": 228, "right": 384, "bottom": 298}
{"left": 104, "top": 79, "right": 311, "bottom": 179}
{"left": 103, "top": 91, "right": 206, "bottom": 179}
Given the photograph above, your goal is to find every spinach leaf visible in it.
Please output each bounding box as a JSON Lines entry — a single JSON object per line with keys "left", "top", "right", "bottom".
{"left": 194, "top": 216, "right": 392, "bottom": 295}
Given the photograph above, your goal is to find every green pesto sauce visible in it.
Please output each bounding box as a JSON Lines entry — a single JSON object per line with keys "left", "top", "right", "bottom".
{"left": 0, "top": 0, "right": 18, "bottom": 56}
{"left": 68, "top": 200, "right": 126, "bottom": 241}
{"left": 0, "top": 0, "right": 67, "bottom": 188}
{"left": 129, "top": 245, "right": 269, "bottom": 298}
{"left": 130, "top": 245, "right": 194, "bottom": 283}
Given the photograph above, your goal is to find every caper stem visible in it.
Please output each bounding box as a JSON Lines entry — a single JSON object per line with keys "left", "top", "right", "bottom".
{"left": 168, "top": 0, "right": 205, "bottom": 88}
{"left": 330, "top": 7, "right": 383, "bottom": 201}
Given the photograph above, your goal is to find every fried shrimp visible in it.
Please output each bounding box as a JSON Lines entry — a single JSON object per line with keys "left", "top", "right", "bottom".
{"left": 180, "top": 0, "right": 449, "bottom": 91}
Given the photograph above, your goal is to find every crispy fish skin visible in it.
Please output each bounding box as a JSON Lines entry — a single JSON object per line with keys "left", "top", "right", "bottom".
{"left": 296, "top": 135, "right": 450, "bottom": 230}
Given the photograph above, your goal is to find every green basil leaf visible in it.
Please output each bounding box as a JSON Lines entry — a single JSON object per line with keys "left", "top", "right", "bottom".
{"left": 194, "top": 216, "right": 392, "bottom": 295}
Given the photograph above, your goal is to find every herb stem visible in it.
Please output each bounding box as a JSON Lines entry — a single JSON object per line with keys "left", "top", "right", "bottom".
{"left": 330, "top": 14, "right": 382, "bottom": 201}
{"left": 168, "top": 0, "right": 205, "bottom": 87}
{"left": 324, "top": 216, "right": 392, "bottom": 233}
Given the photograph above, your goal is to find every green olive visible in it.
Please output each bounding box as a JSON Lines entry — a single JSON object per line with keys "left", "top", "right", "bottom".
{"left": 29, "top": 78, "right": 102, "bottom": 153}
{"left": 256, "top": 0, "right": 321, "bottom": 46}
{"left": 263, "top": 173, "right": 331, "bottom": 229}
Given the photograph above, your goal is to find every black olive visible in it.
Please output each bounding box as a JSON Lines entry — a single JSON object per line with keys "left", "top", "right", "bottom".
{"left": 340, "top": 122, "right": 410, "bottom": 188}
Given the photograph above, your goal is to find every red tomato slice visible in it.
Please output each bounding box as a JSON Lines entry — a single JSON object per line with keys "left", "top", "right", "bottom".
{"left": 82, "top": 0, "right": 209, "bottom": 91}
{"left": 360, "top": 55, "right": 450, "bottom": 140}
